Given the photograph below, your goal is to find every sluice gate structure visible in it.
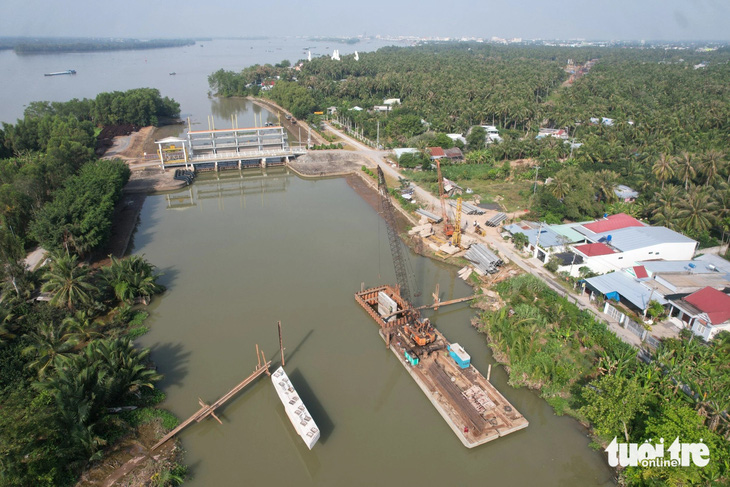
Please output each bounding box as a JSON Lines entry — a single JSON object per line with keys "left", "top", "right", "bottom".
{"left": 155, "top": 123, "right": 306, "bottom": 172}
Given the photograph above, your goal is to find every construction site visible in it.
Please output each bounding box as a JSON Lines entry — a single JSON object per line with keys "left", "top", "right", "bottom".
{"left": 354, "top": 167, "right": 528, "bottom": 447}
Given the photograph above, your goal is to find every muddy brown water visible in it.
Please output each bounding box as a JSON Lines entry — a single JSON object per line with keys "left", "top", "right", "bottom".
{"left": 133, "top": 169, "right": 615, "bottom": 486}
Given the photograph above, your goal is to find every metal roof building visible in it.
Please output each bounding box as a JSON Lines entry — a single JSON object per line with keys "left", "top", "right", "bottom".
{"left": 590, "top": 226, "right": 696, "bottom": 252}
{"left": 585, "top": 272, "right": 667, "bottom": 310}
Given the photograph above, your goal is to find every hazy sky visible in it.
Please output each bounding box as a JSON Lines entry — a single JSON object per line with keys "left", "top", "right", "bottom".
{"left": 2, "top": 0, "right": 729, "bottom": 41}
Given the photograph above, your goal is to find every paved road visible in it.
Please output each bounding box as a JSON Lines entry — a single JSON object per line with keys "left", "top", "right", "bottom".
{"left": 324, "top": 121, "right": 645, "bottom": 348}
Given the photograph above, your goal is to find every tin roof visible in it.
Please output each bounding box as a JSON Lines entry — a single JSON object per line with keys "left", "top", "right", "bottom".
{"left": 591, "top": 226, "right": 696, "bottom": 252}
{"left": 586, "top": 272, "right": 667, "bottom": 309}
{"left": 581, "top": 213, "right": 644, "bottom": 234}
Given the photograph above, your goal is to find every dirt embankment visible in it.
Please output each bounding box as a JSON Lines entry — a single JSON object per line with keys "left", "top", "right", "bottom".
{"left": 288, "top": 150, "right": 374, "bottom": 177}
{"left": 95, "top": 127, "right": 186, "bottom": 261}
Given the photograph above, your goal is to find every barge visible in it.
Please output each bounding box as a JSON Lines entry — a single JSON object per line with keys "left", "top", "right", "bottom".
{"left": 44, "top": 70, "right": 76, "bottom": 76}
{"left": 355, "top": 284, "right": 528, "bottom": 448}
{"left": 271, "top": 366, "right": 320, "bottom": 449}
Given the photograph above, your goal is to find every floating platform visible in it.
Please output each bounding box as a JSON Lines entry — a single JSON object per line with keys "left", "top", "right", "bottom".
{"left": 272, "top": 366, "right": 320, "bottom": 449}
{"left": 356, "top": 285, "right": 528, "bottom": 448}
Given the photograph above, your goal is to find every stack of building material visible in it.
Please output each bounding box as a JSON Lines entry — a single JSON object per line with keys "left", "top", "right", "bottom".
{"left": 458, "top": 266, "right": 473, "bottom": 282}
{"left": 448, "top": 200, "right": 485, "bottom": 215}
{"left": 408, "top": 223, "right": 434, "bottom": 238}
{"left": 464, "top": 244, "right": 503, "bottom": 274}
{"left": 486, "top": 212, "right": 507, "bottom": 227}
{"left": 416, "top": 209, "right": 442, "bottom": 223}
{"left": 438, "top": 243, "right": 460, "bottom": 255}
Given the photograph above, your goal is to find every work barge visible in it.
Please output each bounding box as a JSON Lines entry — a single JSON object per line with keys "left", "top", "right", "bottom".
{"left": 355, "top": 285, "right": 528, "bottom": 448}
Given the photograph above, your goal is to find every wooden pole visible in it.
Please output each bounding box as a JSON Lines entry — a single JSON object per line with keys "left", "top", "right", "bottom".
{"left": 256, "top": 344, "right": 261, "bottom": 369}
{"left": 487, "top": 364, "right": 492, "bottom": 382}
{"left": 278, "top": 321, "right": 286, "bottom": 367}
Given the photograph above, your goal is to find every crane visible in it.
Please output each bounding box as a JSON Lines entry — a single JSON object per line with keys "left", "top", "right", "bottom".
{"left": 452, "top": 197, "right": 462, "bottom": 248}
{"left": 436, "top": 158, "right": 454, "bottom": 237}
{"left": 377, "top": 167, "right": 435, "bottom": 347}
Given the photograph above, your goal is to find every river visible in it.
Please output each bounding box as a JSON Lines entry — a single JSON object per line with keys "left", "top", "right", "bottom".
{"left": 1, "top": 39, "right": 615, "bottom": 486}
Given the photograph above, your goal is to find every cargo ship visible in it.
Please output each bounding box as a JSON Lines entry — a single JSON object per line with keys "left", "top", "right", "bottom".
{"left": 44, "top": 70, "right": 76, "bottom": 76}
{"left": 271, "top": 367, "right": 320, "bottom": 449}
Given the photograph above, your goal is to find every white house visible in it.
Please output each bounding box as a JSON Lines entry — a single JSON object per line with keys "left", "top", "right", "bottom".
{"left": 668, "top": 287, "right": 730, "bottom": 341}
{"left": 383, "top": 98, "right": 401, "bottom": 106}
{"left": 572, "top": 226, "right": 698, "bottom": 275}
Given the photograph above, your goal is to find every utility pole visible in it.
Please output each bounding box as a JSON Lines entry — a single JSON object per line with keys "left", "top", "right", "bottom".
{"left": 533, "top": 165, "right": 541, "bottom": 194}
{"left": 376, "top": 120, "right": 380, "bottom": 149}
{"left": 533, "top": 222, "right": 544, "bottom": 261}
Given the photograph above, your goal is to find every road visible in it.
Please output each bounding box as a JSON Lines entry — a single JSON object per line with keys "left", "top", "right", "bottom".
{"left": 323, "top": 121, "right": 644, "bottom": 348}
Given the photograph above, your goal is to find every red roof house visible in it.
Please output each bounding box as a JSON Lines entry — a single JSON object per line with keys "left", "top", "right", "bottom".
{"left": 673, "top": 287, "right": 730, "bottom": 341}
{"left": 574, "top": 242, "right": 616, "bottom": 257}
{"left": 582, "top": 213, "right": 644, "bottom": 234}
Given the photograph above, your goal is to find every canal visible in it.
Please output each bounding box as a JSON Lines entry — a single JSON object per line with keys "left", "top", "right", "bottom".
{"left": 134, "top": 170, "right": 615, "bottom": 486}
{"left": 1, "top": 37, "right": 616, "bottom": 485}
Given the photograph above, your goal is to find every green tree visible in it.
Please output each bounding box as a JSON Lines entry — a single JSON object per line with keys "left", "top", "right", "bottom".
{"left": 580, "top": 374, "right": 648, "bottom": 442}
{"left": 512, "top": 232, "right": 529, "bottom": 249}
{"left": 466, "top": 126, "right": 486, "bottom": 151}
{"left": 102, "top": 255, "right": 164, "bottom": 305}
{"left": 652, "top": 153, "right": 676, "bottom": 190}
{"left": 41, "top": 253, "right": 97, "bottom": 312}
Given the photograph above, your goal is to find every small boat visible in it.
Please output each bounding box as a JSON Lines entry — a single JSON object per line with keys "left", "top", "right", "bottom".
{"left": 44, "top": 69, "right": 76, "bottom": 77}
{"left": 169, "top": 72, "right": 177, "bottom": 76}
{"left": 271, "top": 367, "right": 320, "bottom": 449}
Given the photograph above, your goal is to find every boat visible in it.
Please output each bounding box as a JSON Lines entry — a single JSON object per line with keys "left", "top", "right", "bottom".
{"left": 169, "top": 72, "right": 177, "bottom": 76}
{"left": 44, "top": 69, "right": 76, "bottom": 77}
{"left": 271, "top": 367, "right": 320, "bottom": 449}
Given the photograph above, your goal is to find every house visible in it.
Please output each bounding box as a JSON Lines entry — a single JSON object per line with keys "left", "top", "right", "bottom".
{"left": 443, "top": 147, "right": 464, "bottom": 162}
{"left": 614, "top": 185, "right": 639, "bottom": 202}
{"left": 427, "top": 147, "right": 446, "bottom": 160}
{"left": 326, "top": 106, "right": 337, "bottom": 115}
{"left": 571, "top": 225, "right": 698, "bottom": 275}
{"left": 373, "top": 105, "right": 391, "bottom": 112}
{"left": 668, "top": 287, "right": 730, "bottom": 341}
{"left": 446, "top": 133, "right": 466, "bottom": 146}
{"left": 536, "top": 128, "right": 568, "bottom": 140}
{"left": 349, "top": 106, "right": 364, "bottom": 111}
{"left": 584, "top": 271, "right": 668, "bottom": 313}
{"left": 480, "top": 125, "right": 503, "bottom": 143}
{"left": 383, "top": 98, "right": 401, "bottom": 106}
{"left": 503, "top": 221, "right": 586, "bottom": 263}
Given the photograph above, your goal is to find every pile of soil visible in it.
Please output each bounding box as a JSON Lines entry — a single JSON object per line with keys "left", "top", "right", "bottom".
{"left": 96, "top": 124, "right": 141, "bottom": 155}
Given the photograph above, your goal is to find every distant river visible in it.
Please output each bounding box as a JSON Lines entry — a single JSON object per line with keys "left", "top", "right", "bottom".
{"left": 2, "top": 38, "right": 616, "bottom": 486}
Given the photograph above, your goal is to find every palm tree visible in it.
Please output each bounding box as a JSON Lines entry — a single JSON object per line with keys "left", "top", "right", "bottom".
{"left": 22, "top": 321, "right": 79, "bottom": 378}
{"left": 41, "top": 253, "right": 97, "bottom": 312}
{"left": 699, "top": 149, "right": 725, "bottom": 185}
{"left": 677, "top": 186, "right": 718, "bottom": 234}
{"left": 102, "top": 255, "right": 164, "bottom": 305}
{"left": 594, "top": 169, "right": 619, "bottom": 203}
{"left": 63, "top": 310, "right": 102, "bottom": 344}
{"left": 675, "top": 151, "right": 697, "bottom": 190}
{"left": 652, "top": 153, "right": 675, "bottom": 189}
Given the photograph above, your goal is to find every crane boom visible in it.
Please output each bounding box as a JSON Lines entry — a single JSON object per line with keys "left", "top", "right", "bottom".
{"left": 377, "top": 166, "right": 412, "bottom": 304}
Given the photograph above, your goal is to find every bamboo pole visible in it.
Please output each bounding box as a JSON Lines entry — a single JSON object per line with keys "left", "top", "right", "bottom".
{"left": 278, "top": 321, "right": 285, "bottom": 367}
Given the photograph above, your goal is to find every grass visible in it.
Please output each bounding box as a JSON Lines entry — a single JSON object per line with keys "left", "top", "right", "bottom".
{"left": 403, "top": 167, "right": 533, "bottom": 212}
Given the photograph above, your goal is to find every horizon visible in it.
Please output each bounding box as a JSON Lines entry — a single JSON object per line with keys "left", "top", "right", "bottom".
{"left": 2, "top": 0, "right": 729, "bottom": 43}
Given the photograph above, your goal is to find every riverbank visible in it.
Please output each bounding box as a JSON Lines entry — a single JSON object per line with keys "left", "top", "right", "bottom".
{"left": 247, "top": 96, "right": 329, "bottom": 146}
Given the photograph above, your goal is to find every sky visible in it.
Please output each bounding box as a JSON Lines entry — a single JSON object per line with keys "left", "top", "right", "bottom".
{"left": 2, "top": 0, "right": 729, "bottom": 42}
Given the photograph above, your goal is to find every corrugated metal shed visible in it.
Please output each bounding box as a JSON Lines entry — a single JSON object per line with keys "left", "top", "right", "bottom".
{"left": 585, "top": 272, "right": 667, "bottom": 309}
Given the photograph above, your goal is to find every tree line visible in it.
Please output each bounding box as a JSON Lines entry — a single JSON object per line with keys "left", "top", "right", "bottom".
{"left": 0, "top": 90, "right": 184, "bottom": 484}
{"left": 12, "top": 38, "right": 195, "bottom": 54}
{"left": 480, "top": 274, "right": 730, "bottom": 486}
